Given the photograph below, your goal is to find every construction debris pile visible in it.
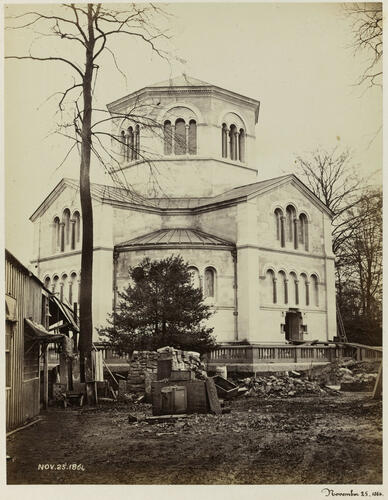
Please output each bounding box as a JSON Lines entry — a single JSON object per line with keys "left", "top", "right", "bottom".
{"left": 239, "top": 373, "right": 340, "bottom": 398}
{"left": 119, "top": 346, "right": 208, "bottom": 403}
{"left": 307, "top": 359, "right": 379, "bottom": 391}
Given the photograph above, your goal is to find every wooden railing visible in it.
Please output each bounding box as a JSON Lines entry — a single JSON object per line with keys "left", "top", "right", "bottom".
{"left": 207, "top": 343, "right": 381, "bottom": 365}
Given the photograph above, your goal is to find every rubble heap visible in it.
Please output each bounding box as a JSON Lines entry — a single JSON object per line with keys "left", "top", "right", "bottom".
{"left": 240, "top": 373, "right": 339, "bottom": 398}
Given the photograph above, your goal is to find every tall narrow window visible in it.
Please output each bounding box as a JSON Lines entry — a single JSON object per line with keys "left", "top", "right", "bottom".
{"left": 300, "top": 273, "right": 308, "bottom": 306}
{"left": 274, "top": 209, "right": 283, "bottom": 241}
{"left": 286, "top": 205, "right": 296, "bottom": 243}
{"left": 311, "top": 274, "right": 319, "bottom": 306}
{"left": 63, "top": 209, "right": 71, "bottom": 249}
{"left": 289, "top": 272, "right": 297, "bottom": 306}
{"left": 174, "top": 119, "right": 186, "bottom": 155}
{"left": 53, "top": 217, "right": 60, "bottom": 252}
{"left": 69, "top": 272, "right": 77, "bottom": 307}
{"left": 52, "top": 275, "right": 59, "bottom": 295}
{"left": 222, "top": 123, "right": 228, "bottom": 158}
{"left": 265, "top": 270, "right": 276, "bottom": 304}
{"left": 204, "top": 268, "right": 215, "bottom": 298}
{"left": 188, "top": 266, "right": 200, "bottom": 289}
{"left": 44, "top": 276, "right": 51, "bottom": 290}
{"left": 238, "top": 129, "right": 245, "bottom": 162}
{"left": 127, "top": 126, "right": 134, "bottom": 160}
{"left": 229, "top": 125, "right": 237, "bottom": 160}
{"left": 135, "top": 124, "right": 140, "bottom": 159}
{"left": 277, "top": 271, "right": 287, "bottom": 305}
{"left": 299, "top": 213, "right": 309, "bottom": 251}
{"left": 60, "top": 274, "right": 68, "bottom": 303}
{"left": 120, "top": 130, "right": 126, "bottom": 157}
{"left": 71, "top": 211, "right": 81, "bottom": 249}
{"left": 164, "top": 120, "right": 172, "bottom": 155}
{"left": 188, "top": 120, "right": 197, "bottom": 155}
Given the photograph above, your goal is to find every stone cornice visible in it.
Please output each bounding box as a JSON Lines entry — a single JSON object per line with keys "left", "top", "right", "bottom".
{"left": 107, "top": 86, "right": 260, "bottom": 123}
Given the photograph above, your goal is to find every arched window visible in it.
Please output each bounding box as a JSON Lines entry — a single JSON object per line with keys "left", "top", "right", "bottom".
{"left": 238, "top": 128, "right": 245, "bottom": 162}
{"left": 188, "top": 120, "right": 197, "bottom": 155}
{"left": 135, "top": 124, "right": 140, "bottom": 160}
{"left": 300, "top": 273, "right": 309, "bottom": 307}
{"left": 164, "top": 120, "right": 172, "bottom": 155}
{"left": 53, "top": 217, "right": 60, "bottom": 253}
{"left": 274, "top": 208, "right": 284, "bottom": 243}
{"left": 299, "top": 213, "right": 309, "bottom": 251}
{"left": 127, "top": 126, "right": 134, "bottom": 161}
{"left": 120, "top": 130, "right": 126, "bottom": 157}
{"left": 288, "top": 272, "right": 297, "bottom": 306}
{"left": 188, "top": 266, "right": 201, "bottom": 289}
{"left": 265, "top": 269, "right": 276, "bottom": 304}
{"left": 52, "top": 275, "right": 59, "bottom": 295}
{"left": 44, "top": 276, "right": 51, "bottom": 290}
{"left": 222, "top": 123, "right": 228, "bottom": 158}
{"left": 229, "top": 124, "right": 237, "bottom": 161}
{"left": 286, "top": 205, "right": 296, "bottom": 244}
{"left": 71, "top": 211, "right": 81, "bottom": 250}
{"left": 311, "top": 274, "right": 319, "bottom": 306}
{"left": 204, "top": 267, "right": 215, "bottom": 298}
{"left": 277, "top": 271, "right": 287, "bottom": 305}
{"left": 69, "top": 272, "right": 77, "bottom": 307}
{"left": 174, "top": 118, "right": 186, "bottom": 155}
{"left": 62, "top": 209, "right": 71, "bottom": 251}
{"left": 60, "top": 274, "right": 68, "bottom": 303}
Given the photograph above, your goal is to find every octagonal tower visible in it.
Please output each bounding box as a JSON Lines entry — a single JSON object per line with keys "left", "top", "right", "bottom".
{"left": 107, "top": 75, "right": 260, "bottom": 198}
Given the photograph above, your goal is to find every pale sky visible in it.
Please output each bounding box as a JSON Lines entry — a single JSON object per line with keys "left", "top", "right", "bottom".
{"left": 4, "top": 2, "right": 382, "bottom": 264}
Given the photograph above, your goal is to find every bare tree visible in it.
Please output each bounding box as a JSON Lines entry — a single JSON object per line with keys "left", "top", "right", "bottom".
{"left": 338, "top": 189, "right": 382, "bottom": 322}
{"left": 294, "top": 147, "right": 361, "bottom": 254}
{"left": 343, "top": 2, "right": 382, "bottom": 88}
{"left": 5, "top": 3, "right": 172, "bottom": 380}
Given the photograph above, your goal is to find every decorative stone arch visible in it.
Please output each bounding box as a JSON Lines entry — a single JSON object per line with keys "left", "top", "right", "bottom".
{"left": 309, "top": 270, "right": 321, "bottom": 282}
{"left": 157, "top": 102, "right": 203, "bottom": 124}
{"left": 297, "top": 209, "right": 312, "bottom": 222}
{"left": 43, "top": 275, "right": 51, "bottom": 288}
{"left": 271, "top": 202, "right": 286, "bottom": 215}
{"left": 262, "top": 264, "right": 277, "bottom": 276}
{"left": 218, "top": 109, "right": 248, "bottom": 133}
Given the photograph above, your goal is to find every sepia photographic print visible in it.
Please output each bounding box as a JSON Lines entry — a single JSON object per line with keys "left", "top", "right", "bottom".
{"left": 2, "top": 1, "right": 383, "bottom": 497}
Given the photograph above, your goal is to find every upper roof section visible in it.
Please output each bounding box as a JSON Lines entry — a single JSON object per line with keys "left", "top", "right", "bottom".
{"left": 30, "top": 174, "right": 334, "bottom": 222}
{"left": 116, "top": 228, "right": 234, "bottom": 250}
{"left": 149, "top": 75, "right": 212, "bottom": 88}
{"left": 107, "top": 74, "right": 260, "bottom": 123}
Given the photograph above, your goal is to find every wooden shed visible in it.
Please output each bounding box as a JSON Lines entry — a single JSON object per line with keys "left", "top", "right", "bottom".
{"left": 5, "top": 250, "right": 65, "bottom": 431}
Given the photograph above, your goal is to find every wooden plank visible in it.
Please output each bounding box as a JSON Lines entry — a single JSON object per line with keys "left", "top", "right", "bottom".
{"left": 372, "top": 362, "right": 382, "bottom": 399}
{"left": 205, "top": 378, "right": 222, "bottom": 415}
{"left": 43, "top": 344, "right": 49, "bottom": 409}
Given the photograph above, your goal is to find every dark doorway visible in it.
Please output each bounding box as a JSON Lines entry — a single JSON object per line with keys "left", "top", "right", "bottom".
{"left": 285, "top": 310, "right": 303, "bottom": 341}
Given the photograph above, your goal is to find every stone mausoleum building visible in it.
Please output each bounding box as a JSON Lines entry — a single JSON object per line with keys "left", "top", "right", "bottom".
{"left": 30, "top": 76, "right": 337, "bottom": 348}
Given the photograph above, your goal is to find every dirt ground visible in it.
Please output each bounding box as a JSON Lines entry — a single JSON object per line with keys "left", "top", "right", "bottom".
{"left": 7, "top": 391, "right": 382, "bottom": 485}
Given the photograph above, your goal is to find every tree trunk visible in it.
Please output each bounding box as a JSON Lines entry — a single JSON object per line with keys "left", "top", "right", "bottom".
{"left": 78, "top": 6, "right": 95, "bottom": 382}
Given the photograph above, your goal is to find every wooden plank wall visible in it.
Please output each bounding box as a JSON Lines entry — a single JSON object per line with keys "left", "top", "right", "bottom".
{"left": 5, "top": 256, "right": 43, "bottom": 431}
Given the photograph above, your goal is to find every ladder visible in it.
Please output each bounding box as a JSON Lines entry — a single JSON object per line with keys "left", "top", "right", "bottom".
{"left": 336, "top": 304, "right": 348, "bottom": 342}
